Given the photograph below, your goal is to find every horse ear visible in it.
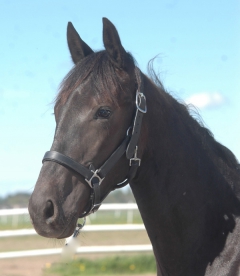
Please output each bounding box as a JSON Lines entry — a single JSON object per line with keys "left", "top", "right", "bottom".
{"left": 67, "top": 22, "right": 94, "bottom": 64}
{"left": 102, "top": 18, "right": 128, "bottom": 69}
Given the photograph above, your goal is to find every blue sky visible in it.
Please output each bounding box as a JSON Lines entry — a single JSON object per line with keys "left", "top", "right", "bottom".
{"left": 0, "top": 0, "right": 239, "bottom": 196}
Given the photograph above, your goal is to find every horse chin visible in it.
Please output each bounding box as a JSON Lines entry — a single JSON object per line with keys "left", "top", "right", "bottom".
{"left": 56, "top": 221, "right": 77, "bottom": 239}
{"left": 56, "top": 208, "right": 88, "bottom": 239}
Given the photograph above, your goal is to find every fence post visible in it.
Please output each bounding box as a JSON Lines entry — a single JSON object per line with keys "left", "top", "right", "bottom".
{"left": 12, "top": 215, "right": 19, "bottom": 228}
{"left": 127, "top": 210, "right": 133, "bottom": 224}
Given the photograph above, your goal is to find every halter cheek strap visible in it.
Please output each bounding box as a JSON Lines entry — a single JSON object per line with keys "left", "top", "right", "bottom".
{"left": 42, "top": 67, "right": 147, "bottom": 218}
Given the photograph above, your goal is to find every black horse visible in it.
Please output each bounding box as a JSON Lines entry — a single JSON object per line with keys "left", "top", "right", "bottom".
{"left": 28, "top": 18, "right": 240, "bottom": 275}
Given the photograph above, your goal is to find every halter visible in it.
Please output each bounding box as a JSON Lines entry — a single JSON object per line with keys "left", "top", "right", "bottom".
{"left": 42, "top": 67, "right": 147, "bottom": 218}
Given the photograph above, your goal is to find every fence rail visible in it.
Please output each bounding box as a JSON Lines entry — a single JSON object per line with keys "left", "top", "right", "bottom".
{"left": 0, "top": 224, "right": 145, "bottom": 238}
{"left": 0, "top": 204, "right": 152, "bottom": 259}
{"left": 0, "top": 244, "right": 152, "bottom": 259}
{"left": 0, "top": 203, "right": 138, "bottom": 216}
{"left": 0, "top": 203, "right": 139, "bottom": 226}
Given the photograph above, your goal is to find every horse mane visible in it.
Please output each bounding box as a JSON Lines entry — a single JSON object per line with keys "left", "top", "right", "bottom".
{"left": 147, "top": 58, "right": 240, "bottom": 176}
{"left": 55, "top": 51, "right": 135, "bottom": 108}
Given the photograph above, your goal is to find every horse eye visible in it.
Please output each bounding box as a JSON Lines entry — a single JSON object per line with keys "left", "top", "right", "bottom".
{"left": 96, "top": 108, "right": 111, "bottom": 119}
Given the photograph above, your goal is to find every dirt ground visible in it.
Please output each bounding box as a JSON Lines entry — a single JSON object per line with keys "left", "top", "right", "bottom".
{"left": 0, "top": 230, "right": 155, "bottom": 276}
{"left": 0, "top": 255, "right": 60, "bottom": 276}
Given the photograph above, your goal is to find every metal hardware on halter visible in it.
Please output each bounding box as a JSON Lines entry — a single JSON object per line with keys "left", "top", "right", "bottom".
{"left": 73, "top": 217, "right": 86, "bottom": 238}
{"left": 136, "top": 91, "right": 147, "bottom": 113}
{"left": 130, "top": 146, "right": 141, "bottom": 166}
{"left": 126, "top": 126, "right": 132, "bottom": 137}
{"left": 85, "top": 170, "right": 104, "bottom": 188}
{"left": 92, "top": 202, "right": 101, "bottom": 209}
{"left": 65, "top": 217, "right": 86, "bottom": 246}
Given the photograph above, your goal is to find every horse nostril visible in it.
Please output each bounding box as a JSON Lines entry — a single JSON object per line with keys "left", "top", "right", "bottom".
{"left": 44, "top": 200, "right": 54, "bottom": 220}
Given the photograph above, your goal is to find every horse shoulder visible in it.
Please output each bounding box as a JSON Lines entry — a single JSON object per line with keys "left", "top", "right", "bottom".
{"left": 205, "top": 217, "right": 240, "bottom": 276}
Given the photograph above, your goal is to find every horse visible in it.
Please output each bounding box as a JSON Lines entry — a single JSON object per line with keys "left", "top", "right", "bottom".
{"left": 28, "top": 18, "right": 240, "bottom": 276}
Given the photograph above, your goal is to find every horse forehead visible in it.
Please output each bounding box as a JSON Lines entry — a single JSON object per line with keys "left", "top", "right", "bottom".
{"left": 56, "top": 84, "right": 96, "bottom": 115}
{"left": 71, "top": 76, "right": 119, "bottom": 104}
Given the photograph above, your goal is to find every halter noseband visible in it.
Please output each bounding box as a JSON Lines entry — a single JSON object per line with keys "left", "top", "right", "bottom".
{"left": 42, "top": 67, "right": 147, "bottom": 218}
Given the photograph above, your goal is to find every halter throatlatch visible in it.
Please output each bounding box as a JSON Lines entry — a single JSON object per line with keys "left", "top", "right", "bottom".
{"left": 42, "top": 67, "right": 147, "bottom": 218}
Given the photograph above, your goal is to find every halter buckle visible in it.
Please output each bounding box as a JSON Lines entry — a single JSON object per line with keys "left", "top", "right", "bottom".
{"left": 129, "top": 146, "right": 141, "bottom": 167}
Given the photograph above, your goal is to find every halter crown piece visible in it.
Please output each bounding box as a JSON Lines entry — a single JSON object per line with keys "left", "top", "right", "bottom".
{"left": 42, "top": 67, "right": 147, "bottom": 218}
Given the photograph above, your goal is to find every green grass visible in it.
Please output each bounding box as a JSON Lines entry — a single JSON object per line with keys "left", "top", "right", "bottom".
{"left": 44, "top": 254, "right": 156, "bottom": 275}
{"left": 89, "top": 210, "right": 143, "bottom": 225}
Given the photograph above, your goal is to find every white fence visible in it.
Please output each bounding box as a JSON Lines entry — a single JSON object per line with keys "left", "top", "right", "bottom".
{"left": 0, "top": 203, "right": 138, "bottom": 227}
{"left": 0, "top": 204, "right": 152, "bottom": 259}
{"left": 0, "top": 224, "right": 145, "bottom": 238}
{"left": 0, "top": 245, "right": 153, "bottom": 259}
{"left": 0, "top": 203, "right": 138, "bottom": 216}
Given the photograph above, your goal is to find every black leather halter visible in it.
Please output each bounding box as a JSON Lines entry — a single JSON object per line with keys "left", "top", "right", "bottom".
{"left": 42, "top": 67, "right": 147, "bottom": 218}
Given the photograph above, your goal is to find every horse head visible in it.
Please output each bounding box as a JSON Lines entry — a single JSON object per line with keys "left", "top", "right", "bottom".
{"left": 28, "top": 18, "right": 142, "bottom": 238}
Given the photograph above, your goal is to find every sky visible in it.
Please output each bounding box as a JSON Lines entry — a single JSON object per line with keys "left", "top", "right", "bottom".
{"left": 0, "top": 0, "right": 239, "bottom": 197}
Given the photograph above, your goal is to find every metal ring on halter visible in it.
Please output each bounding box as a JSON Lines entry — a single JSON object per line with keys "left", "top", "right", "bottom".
{"left": 85, "top": 170, "right": 104, "bottom": 188}
{"left": 65, "top": 217, "right": 86, "bottom": 245}
{"left": 136, "top": 91, "right": 147, "bottom": 113}
{"left": 73, "top": 217, "right": 86, "bottom": 238}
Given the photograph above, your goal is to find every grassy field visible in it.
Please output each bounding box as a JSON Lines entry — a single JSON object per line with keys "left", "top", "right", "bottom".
{"left": 44, "top": 254, "right": 156, "bottom": 276}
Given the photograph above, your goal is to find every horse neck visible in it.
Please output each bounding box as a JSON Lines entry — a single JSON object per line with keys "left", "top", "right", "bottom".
{"left": 129, "top": 75, "right": 240, "bottom": 275}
